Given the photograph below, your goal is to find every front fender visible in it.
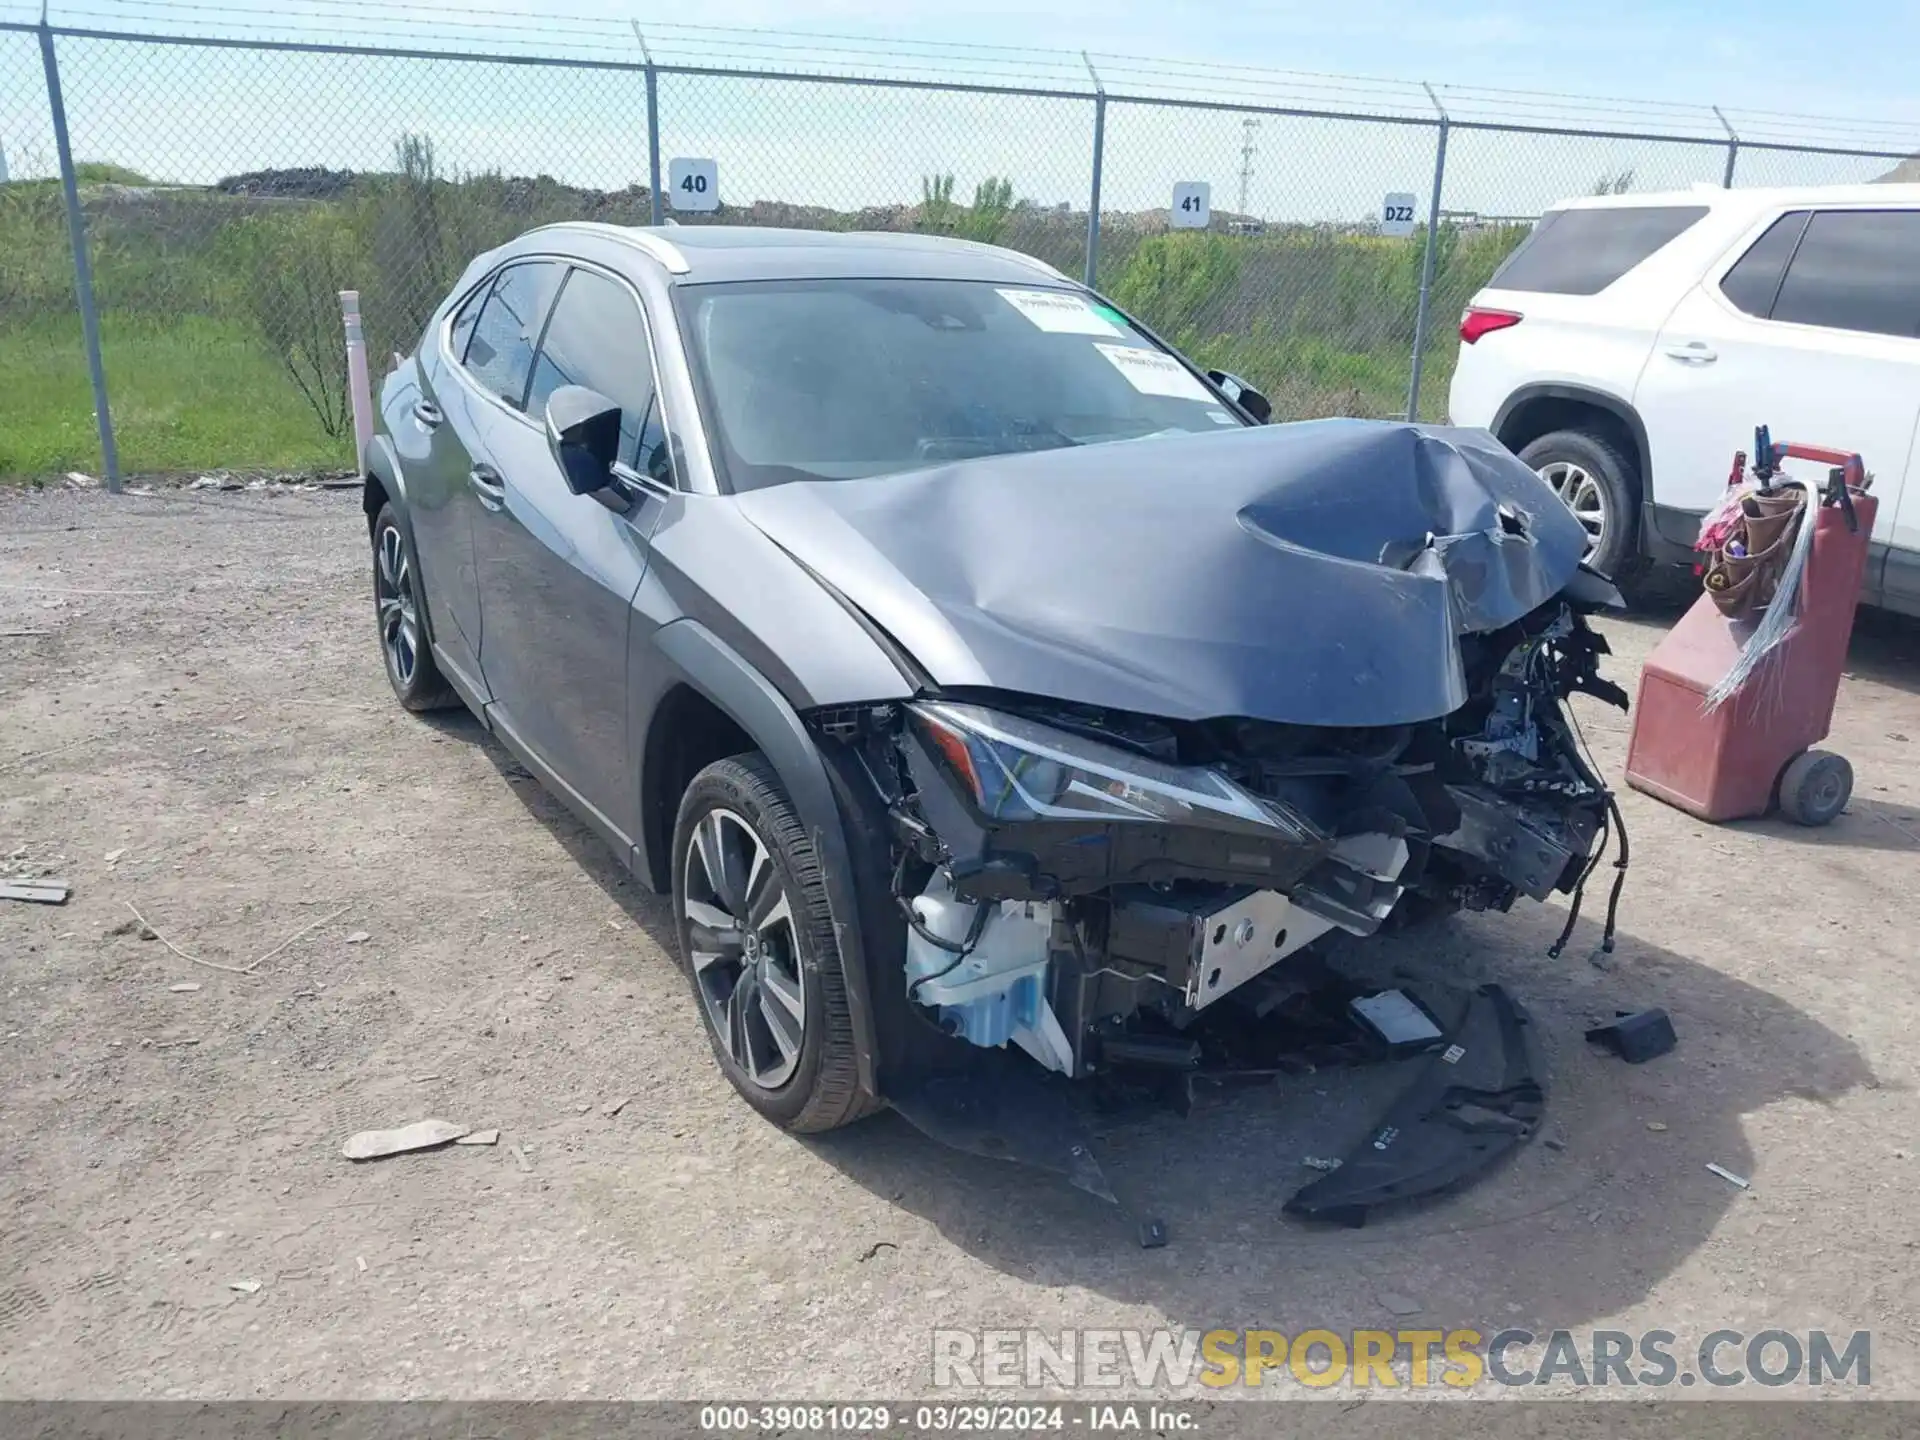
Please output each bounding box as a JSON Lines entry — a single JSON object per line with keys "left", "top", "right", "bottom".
{"left": 651, "top": 619, "right": 882, "bottom": 1099}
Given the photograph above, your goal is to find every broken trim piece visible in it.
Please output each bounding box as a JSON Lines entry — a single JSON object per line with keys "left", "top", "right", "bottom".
{"left": 889, "top": 1056, "right": 1116, "bottom": 1202}
{"left": 1283, "top": 983, "right": 1542, "bottom": 1227}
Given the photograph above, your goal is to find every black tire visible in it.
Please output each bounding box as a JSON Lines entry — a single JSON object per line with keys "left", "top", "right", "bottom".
{"left": 672, "top": 753, "right": 879, "bottom": 1133}
{"left": 370, "top": 502, "right": 458, "bottom": 712}
{"left": 1516, "top": 428, "right": 1642, "bottom": 583}
{"left": 1778, "top": 749, "right": 1852, "bottom": 827}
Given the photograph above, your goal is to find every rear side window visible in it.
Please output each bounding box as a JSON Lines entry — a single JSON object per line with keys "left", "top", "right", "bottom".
{"left": 1488, "top": 205, "right": 1709, "bottom": 295}
{"left": 463, "top": 261, "right": 565, "bottom": 408}
{"left": 1719, "top": 212, "right": 1809, "bottom": 318}
{"left": 448, "top": 277, "right": 492, "bottom": 362}
{"left": 526, "top": 267, "right": 671, "bottom": 480}
{"left": 1768, "top": 210, "right": 1920, "bottom": 338}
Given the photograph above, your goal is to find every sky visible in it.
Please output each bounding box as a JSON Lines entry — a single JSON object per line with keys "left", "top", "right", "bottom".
{"left": 663, "top": 0, "right": 1920, "bottom": 127}
{"left": 1, "top": 0, "right": 1916, "bottom": 218}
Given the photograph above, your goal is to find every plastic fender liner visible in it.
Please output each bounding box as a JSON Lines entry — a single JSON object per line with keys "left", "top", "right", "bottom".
{"left": 1283, "top": 983, "right": 1543, "bottom": 1226}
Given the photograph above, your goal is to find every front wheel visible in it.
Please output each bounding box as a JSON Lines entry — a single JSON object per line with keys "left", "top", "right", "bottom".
{"left": 671, "top": 753, "right": 879, "bottom": 1133}
{"left": 1517, "top": 428, "right": 1641, "bottom": 581}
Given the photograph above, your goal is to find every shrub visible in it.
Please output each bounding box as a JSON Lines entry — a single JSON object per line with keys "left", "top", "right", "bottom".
{"left": 238, "top": 205, "right": 366, "bottom": 439}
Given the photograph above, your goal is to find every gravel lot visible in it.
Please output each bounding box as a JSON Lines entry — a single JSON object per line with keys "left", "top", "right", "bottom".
{"left": 3, "top": 484, "right": 1919, "bottom": 1401}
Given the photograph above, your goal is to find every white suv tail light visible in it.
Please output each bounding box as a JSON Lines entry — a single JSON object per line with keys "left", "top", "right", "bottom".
{"left": 1460, "top": 307, "right": 1523, "bottom": 344}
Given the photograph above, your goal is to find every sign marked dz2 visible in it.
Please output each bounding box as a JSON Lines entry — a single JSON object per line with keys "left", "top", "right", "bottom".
{"left": 1379, "top": 192, "right": 1418, "bottom": 237}
{"left": 669, "top": 157, "right": 719, "bottom": 213}
{"left": 1170, "top": 182, "right": 1210, "bottom": 230}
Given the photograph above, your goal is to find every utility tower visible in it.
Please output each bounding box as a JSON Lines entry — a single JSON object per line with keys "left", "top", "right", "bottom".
{"left": 1237, "top": 116, "right": 1259, "bottom": 216}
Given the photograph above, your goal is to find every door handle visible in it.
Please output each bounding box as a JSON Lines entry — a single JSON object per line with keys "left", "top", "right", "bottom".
{"left": 412, "top": 399, "right": 443, "bottom": 428}
{"left": 469, "top": 464, "right": 506, "bottom": 512}
{"left": 1663, "top": 341, "right": 1718, "bottom": 363}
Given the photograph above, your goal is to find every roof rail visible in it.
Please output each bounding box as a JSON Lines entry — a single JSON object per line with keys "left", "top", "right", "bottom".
{"left": 526, "top": 220, "right": 691, "bottom": 274}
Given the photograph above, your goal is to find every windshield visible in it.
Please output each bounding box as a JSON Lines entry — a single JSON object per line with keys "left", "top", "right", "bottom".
{"left": 675, "top": 277, "right": 1245, "bottom": 489}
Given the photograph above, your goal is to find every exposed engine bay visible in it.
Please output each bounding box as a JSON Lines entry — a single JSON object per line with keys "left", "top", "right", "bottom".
{"left": 813, "top": 594, "right": 1628, "bottom": 1085}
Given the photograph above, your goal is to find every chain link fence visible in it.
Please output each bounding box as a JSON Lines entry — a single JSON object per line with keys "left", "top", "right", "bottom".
{"left": 1100, "top": 103, "right": 1443, "bottom": 424}
{"left": 1, "top": 14, "right": 1915, "bottom": 482}
{"left": 0, "top": 24, "right": 81, "bottom": 477}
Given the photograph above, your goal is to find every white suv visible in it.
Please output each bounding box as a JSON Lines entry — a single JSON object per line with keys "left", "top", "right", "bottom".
{"left": 1448, "top": 184, "right": 1920, "bottom": 616}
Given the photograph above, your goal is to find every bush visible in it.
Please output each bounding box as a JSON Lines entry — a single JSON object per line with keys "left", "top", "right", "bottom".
{"left": 238, "top": 206, "right": 365, "bottom": 439}
{"left": 0, "top": 184, "right": 74, "bottom": 318}
{"left": 1109, "top": 232, "right": 1244, "bottom": 346}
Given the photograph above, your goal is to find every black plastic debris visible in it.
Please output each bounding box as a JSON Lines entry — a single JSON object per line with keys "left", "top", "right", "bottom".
{"left": 1138, "top": 1217, "right": 1169, "bottom": 1249}
{"left": 890, "top": 1055, "right": 1116, "bottom": 1203}
{"left": 1283, "top": 983, "right": 1543, "bottom": 1228}
{"left": 1585, "top": 1008, "right": 1677, "bottom": 1064}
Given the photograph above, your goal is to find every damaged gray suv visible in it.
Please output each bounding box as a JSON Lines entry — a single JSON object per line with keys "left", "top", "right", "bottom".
{"left": 364, "top": 224, "right": 1626, "bottom": 1157}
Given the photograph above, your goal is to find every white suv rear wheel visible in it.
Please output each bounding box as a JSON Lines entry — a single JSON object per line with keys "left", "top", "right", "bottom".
{"left": 1515, "top": 429, "right": 1639, "bottom": 581}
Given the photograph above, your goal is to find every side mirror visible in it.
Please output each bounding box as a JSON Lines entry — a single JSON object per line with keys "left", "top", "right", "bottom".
{"left": 1207, "top": 369, "right": 1272, "bottom": 424}
{"left": 544, "top": 385, "right": 623, "bottom": 500}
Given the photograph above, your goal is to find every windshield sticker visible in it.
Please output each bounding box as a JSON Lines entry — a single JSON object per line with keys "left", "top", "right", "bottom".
{"left": 997, "top": 288, "right": 1122, "bottom": 336}
{"left": 1095, "top": 343, "right": 1212, "bottom": 400}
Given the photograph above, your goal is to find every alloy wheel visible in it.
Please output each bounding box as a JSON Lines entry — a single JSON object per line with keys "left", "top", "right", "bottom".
{"left": 1535, "top": 460, "right": 1607, "bottom": 558}
{"left": 375, "top": 523, "right": 422, "bottom": 687}
{"left": 682, "top": 807, "right": 806, "bottom": 1090}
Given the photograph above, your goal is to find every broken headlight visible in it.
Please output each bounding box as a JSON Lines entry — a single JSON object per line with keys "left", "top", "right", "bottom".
{"left": 909, "top": 701, "right": 1318, "bottom": 841}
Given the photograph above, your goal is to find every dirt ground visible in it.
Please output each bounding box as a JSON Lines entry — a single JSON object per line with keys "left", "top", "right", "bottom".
{"left": 3, "top": 483, "right": 1919, "bottom": 1402}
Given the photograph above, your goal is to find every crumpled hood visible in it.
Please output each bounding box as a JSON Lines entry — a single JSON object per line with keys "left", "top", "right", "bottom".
{"left": 731, "top": 419, "right": 1590, "bottom": 727}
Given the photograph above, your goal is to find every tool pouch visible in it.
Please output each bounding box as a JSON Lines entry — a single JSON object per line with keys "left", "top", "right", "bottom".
{"left": 1704, "top": 488, "right": 1804, "bottom": 618}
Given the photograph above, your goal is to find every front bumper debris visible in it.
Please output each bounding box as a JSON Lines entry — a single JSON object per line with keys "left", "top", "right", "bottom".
{"left": 888, "top": 1052, "right": 1116, "bottom": 1203}
{"left": 887, "top": 975, "right": 1547, "bottom": 1234}
{"left": 1283, "top": 982, "right": 1543, "bottom": 1226}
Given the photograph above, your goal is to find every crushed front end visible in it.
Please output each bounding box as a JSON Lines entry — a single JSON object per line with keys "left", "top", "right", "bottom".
{"left": 814, "top": 593, "right": 1627, "bottom": 1086}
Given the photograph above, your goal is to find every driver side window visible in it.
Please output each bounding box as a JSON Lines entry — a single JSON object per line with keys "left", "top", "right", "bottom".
{"left": 462, "top": 261, "right": 565, "bottom": 410}
{"left": 526, "top": 266, "right": 673, "bottom": 484}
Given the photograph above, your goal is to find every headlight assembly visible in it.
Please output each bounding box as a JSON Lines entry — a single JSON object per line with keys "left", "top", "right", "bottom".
{"left": 908, "top": 701, "right": 1318, "bottom": 841}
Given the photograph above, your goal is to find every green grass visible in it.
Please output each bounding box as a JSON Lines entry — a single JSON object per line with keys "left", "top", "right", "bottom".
{"left": 0, "top": 313, "right": 348, "bottom": 478}
{"left": 73, "top": 162, "right": 153, "bottom": 185}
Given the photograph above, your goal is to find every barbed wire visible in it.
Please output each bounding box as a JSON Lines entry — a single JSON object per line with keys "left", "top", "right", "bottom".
{"left": 1, "top": 0, "right": 1913, "bottom": 153}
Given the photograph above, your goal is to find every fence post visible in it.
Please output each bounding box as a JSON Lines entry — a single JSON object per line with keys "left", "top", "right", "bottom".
{"left": 38, "top": 21, "right": 120, "bottom": 492}
{"left": 1404, "top": 85, "right": 1450, "bottom": 423}
{"left": 634, "top": 24, "right": 663, "bottom": 225}
{"left": 1713, "top": 106, "right": 1739, "bottom": 187}
{"left": 339, "top": 291, "right": 374, "bottom": 474}
{"left": 1082, "top": 52, "right": 1105, "bottom": 289}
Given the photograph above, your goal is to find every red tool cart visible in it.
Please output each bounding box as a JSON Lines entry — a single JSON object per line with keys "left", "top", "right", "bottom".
{"left": 1625, "top": 432, "right": 1875, "bottom": 826}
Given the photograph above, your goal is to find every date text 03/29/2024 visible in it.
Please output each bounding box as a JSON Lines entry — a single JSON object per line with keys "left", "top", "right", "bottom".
{"left": 699, "top": 1406, "right": 1191, "bottom": 1433}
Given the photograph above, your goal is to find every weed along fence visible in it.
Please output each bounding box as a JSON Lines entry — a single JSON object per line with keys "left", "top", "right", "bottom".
{"left": 2, "top": 7, "right": 1916, "bottom": 486}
